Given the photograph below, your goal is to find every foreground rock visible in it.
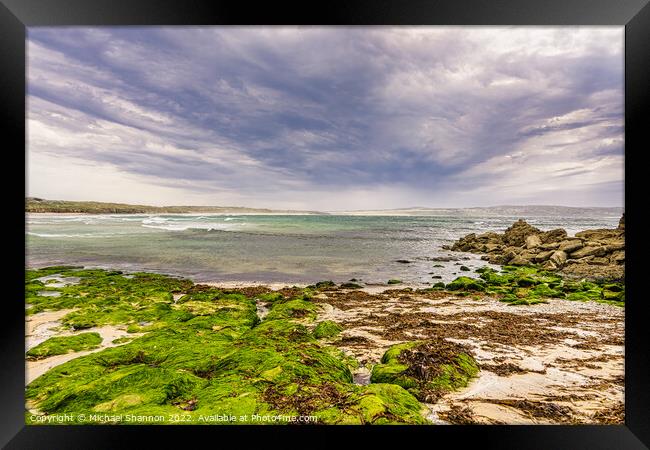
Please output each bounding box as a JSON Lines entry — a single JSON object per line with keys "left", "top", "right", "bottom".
{"left": 371, "top": 340, "right": 479, "bottom": 402}
{"left": 447, "top": 215, "right": 624, "bottom": 281}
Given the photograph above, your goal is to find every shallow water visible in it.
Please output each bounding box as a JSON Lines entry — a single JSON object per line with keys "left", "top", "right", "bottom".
{"left": 26, "top": 212, "right": 620, "bottom": 285}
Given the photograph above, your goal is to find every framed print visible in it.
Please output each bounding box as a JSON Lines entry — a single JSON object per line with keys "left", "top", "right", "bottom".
{"left": 1, "top": 0, "right": 649, "bottom": 448}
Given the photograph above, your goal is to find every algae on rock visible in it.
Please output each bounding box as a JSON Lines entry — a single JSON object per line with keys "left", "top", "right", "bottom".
{"left": 370, "top": 340, "right": 479, "bottom": 402}
{"left": 25, "top": 267, "right": 430, "bottom": 425}
{"left": 26, "top": 332, "right": 103, "bottom": 360}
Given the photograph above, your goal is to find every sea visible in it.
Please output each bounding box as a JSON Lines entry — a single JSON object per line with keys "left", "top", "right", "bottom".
{"left": 26, "top": 212, "right": 622, "bottom": 286}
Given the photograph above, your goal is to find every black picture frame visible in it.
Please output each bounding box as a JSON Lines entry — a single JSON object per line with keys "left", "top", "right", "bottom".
{"left": 2, "top": 0, "right": 649, "bottom": 447}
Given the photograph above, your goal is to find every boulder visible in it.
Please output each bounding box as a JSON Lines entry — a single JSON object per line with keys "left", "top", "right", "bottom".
{"left": 610, "top": 250, "right": 625, "bottom": 264}
{"left": 525, "top": 234, "right": 542, "bottom": 249}
{"left": 618, "top": 214, "right": 625, "bottom": 230}
{"left": 549, "top": 250, "right": 567, "bottom": 268}
{"left": 542, "top": 260, "right": 557, "bottom": 270}
{"left": 503, "top": 220, "right": 542, "bottom": 247}
{"left": 542, "top": 229, "right": 568, "bottom": 243}
{"left": 508, "top": 255, "right": 530, "bottom": 266}
{"left": 534, "top": 250, "right": 555, "bottom": 262}
{"left": 451, "top": 233, "right": 478, "bottom": 252}
{"left": 570, "top": 246, "right": 606, "bottom": 259}
{"left": 477, "top": 232, "right": 502, "bottom": 243}
{"left": 519, "top": 250, "right": 537, "bottom": 261}
{"left": 603, "top": 241, "right": 625, "bottom": 253}
{"left": 487, "top": 255, "right": 505, "bottom": 264}
{"left": 558, "top": 239, "right": 583, "bottom": 253}
{"left": 485, "top": 243, "right": 503, "bottom": 253}
{"left": 539, "top": 242, "right": 560, "bottom": 250}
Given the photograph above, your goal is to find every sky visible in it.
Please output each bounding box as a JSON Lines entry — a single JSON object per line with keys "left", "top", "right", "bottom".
{"left": 27, "top": 27, "right": 624, "bottom": 210}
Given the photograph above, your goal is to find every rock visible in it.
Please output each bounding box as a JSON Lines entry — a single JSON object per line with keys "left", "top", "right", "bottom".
{"left": 575, "top": 229, "right": 623, "bottom": 240}
{"left": 534, "top": 250, "right": 555, "bottom": 262}
{"left": 477, "top": 232, "right": 502, "bottom": 243}
{"left": 549, "top": 250, "right": 567, "bottom": 268}
{"left": 313, "top": 320, "right": 343, "bottom": 339}
{"left": 591, "top": 257, "right": 610, "bottom": 266}
{"left": 542, "top": 260, "right": 557, "bottom": 270}
{"left": 430, "top": 256, "right": 459, "bottom": 262}
{"left": 485, "top": 243, "right": 503, "bottom": 253}
{"left": 519, "top": 250, "right": 537, "bottom": 260}
{"left": 503, "top": 220, "right": 542, "bottom": 247}
{"left": 503, "top": 246, "right": 523, "bottom": 259}
{"left": 541, "top": 229, "right": 568, "bottom": 243}
{"left": 446, "top": 218, "right": 624, "bottom": 282}
{"left": 525, "top": 234, "right": 542, "bottom": 249}
{"left": 450, "top": 233, "right": 477, "bottom": 252}
{"left": 558, "top": 239, "right": 583, "bottom": 253}
{"left": 446, "top": 277, "right": 485, "bottom": 291}
{"left": 575, "top": 255, "right": 595, "bottom": 263}
{"left": 603, "top": 242, "right": 625, "bottom": 253}
{"left": 570, "top": 246, "right": 606, "bottom": 259}
{"left": 610, "top": 250, "right": 625, "bottom": 264}
{"left": 459, "top": 266, "right": 471, "bottom": 271}
{"left": 561, "top": 262, "right": 625, "bottom": 281}
{"left": 508, "top": 255, "right": 530, "bottom": 266}
{"left": 487, "top": 255, "right": 505, "bottom": 264}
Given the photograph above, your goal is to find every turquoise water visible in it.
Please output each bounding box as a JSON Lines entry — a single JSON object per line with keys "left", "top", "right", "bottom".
{"left": 26, "top": 213, "right": 621, "bottom": 285}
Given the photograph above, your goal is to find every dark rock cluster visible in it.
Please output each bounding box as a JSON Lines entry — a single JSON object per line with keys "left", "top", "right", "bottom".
{"left": 446, "top": 215, "right": 625, "bottom": 281}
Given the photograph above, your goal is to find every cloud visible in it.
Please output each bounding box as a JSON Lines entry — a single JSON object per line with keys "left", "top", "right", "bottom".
{"left": 27, "top": 27, "right": 624, "bottom": 209}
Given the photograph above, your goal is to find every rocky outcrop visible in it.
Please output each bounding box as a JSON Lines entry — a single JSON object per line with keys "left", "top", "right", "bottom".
{"left": 449, "top": 217, "right": 625, "bottom": 281}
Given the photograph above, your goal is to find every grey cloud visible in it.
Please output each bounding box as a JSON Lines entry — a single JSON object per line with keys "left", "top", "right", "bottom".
{"left": 27, "top": 27, "right": 624, "bottom": 208}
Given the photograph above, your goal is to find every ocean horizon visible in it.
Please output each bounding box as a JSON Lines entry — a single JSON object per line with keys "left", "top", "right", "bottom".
{"left": 26, "top": 210, "right": 622, "bottom": 285}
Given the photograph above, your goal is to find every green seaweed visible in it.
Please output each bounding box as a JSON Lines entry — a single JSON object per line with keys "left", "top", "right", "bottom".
{"left": 370, "top": 341, "right": 479, "bottom": 402}
{"left": 313, "top": 320, "right": 343, "bottom": 339}
{"left": 438, "top": 266, "right": 626, "bottom": 306}
{"left": 25, "top": 267, "right": 430, "bottom": 425}
{"left": 446, "top": 276, "right": 485, "bottom": 292}
{"left": 26, "top": 333, "right": 103, "bottom": 360}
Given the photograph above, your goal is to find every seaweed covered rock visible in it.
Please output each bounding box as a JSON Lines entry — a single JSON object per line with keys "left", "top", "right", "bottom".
{"left": 26, "top": 333, "right": 102, "bottom": 360}
{"left": 370, "top": 340, "right": 479, "bottom": 402}
{"left": 25, "top": 267, "right": 430, "bottom": 425}
{"left": 443, "top": 266, "right": 624, "bottom": 306}
{"left": 313, "top": 320, "right": 343, "bottom": 339}
{"left": 446, "top": 276, "right": 485, "bottom": 292}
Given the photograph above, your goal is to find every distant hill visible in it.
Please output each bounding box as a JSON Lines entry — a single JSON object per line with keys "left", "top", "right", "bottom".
{"left": 461, "top": 205, "right": 623, "bottom": 217}
{"left": 25, "top": 198, "right": 325, "bottom": 215}
{"left": 334, "top": 205, "right": 623, "bottom": 217}
{"left": 26, "top": 198, "right": 623, "bottom": 217}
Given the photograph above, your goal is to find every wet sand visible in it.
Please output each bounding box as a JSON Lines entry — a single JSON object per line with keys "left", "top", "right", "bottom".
{"left": 25, "top": 310, "right": 141, "bottom": 385}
